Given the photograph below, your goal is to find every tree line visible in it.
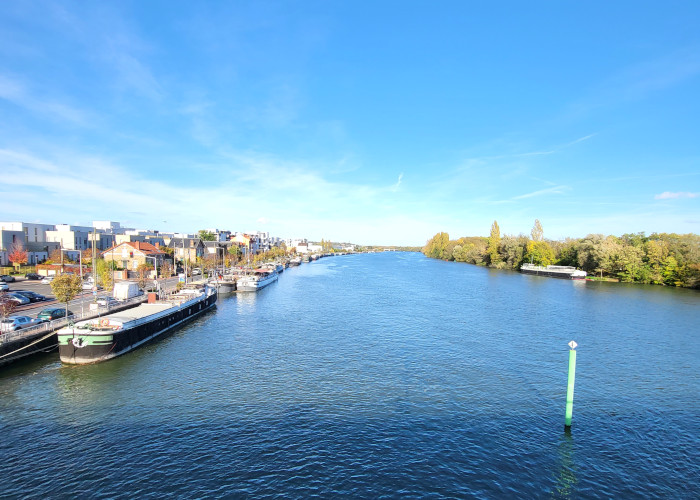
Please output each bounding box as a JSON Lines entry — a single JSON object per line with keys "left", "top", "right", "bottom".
{"left": 423, "top": 220, "right": 700, "bottom": 289}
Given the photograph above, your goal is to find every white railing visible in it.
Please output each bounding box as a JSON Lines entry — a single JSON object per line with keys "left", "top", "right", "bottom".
{"left": 0, "top": 294, "right": 148, "bottom": 345}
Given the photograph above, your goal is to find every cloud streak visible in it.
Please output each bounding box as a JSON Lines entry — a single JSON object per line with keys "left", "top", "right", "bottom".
{"left": 654, "top": 191, "right": 699, "bottom": 200}
{"left": 0, "top": 75, "right": 89, "bottom": 124}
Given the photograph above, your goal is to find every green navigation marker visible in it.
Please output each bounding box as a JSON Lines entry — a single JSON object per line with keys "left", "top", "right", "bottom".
{"left": 565, "top": 340, "right": 578, "bottom": 429}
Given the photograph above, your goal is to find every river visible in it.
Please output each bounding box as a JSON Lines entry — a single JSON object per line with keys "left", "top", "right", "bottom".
{"left": 1, "top": 252, "right": 698, "bottom": 498}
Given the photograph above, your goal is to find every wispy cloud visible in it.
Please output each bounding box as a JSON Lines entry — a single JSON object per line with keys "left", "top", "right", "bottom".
{"left": 512, "top": 185, "right": 570, "bottom": 200}
{"left": 0, "top": 75, "right": 89, "bottom": 124}
{"left": 390, "top": 172, "right": 404, "bottom": 192}
{"left": 654, "top": 191, "right": 699, "bottom": 200}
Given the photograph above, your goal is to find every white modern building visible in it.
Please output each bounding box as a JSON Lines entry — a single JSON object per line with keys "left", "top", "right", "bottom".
{"left": 0, "top": 222, "right": 56, "bottom": 243}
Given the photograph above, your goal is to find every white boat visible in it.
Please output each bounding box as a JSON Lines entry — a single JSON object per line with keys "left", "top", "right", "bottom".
{"left": 236, "top": 269, "right": 278, "bottom": 292}
{"left": 520, "top": 264, "right": 587, "bottom": 280}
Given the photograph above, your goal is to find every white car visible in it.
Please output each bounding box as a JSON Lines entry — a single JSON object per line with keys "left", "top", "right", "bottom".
{"left": 40, "top": 276, "right": 54, "bottom": 284}
{"left": 82, "top": 280, "right": 102, "bottom": 291}
{"left": 96, "top": 296, "right": 118, "bottom": 307}
{"left": 0, "top": 282, "right": 8, "bottom": 292}
{"left": 0, "top": 315, "right": 43, "bottom": 332}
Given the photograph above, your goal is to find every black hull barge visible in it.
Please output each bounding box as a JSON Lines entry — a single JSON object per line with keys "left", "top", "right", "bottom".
{"left": 57, "top": 286, "right": 217, "bottom": 365}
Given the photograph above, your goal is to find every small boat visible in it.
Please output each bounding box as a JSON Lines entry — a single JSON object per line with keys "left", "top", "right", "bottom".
{"left": 520, "top": 264, "right": 587, "bottom": 280}
{"left": 289, "top": 257, "right": 301, "bottom": 267}
{"left": 236, "top": 269, "right": 278, "bottom": 292}
{"left": 57, "top": 286, "right": 218, "bottom": 364}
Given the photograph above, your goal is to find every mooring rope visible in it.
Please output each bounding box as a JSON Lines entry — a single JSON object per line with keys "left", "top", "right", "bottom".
{"left": 0, "top": 331, "right": 57, "bottom": 360}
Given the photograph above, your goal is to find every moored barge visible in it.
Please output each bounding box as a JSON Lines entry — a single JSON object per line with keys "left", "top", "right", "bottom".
{"left": 520, "top": 263, "right": 587, "bottom": 280}
{"left": 57, "top": 286, "right": 217, "bottom": 364}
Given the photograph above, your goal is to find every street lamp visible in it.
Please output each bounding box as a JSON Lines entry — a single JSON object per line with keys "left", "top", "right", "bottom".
{"left": 60, "top": 248, "right": 82, "bottom": 280}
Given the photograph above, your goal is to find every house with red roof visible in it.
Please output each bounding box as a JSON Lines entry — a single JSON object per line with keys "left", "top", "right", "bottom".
{"left": 101, "top": 241, "right": 166, "bottom": 273}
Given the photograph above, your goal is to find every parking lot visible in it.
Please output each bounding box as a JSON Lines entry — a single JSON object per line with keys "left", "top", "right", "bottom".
{"left": 2, "top": 275, "right": 184, "bottom": 321}
{"left": 2, "top": 276, "right": 111, "bottom": 319}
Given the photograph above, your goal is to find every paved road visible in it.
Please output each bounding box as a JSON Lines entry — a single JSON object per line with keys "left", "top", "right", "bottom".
{"left": 3, "top": 276, "right": 186, "bottom": 319}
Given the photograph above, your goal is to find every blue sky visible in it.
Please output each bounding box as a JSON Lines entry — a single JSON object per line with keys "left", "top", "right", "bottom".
{"left": 1, "top": 1, "right": 699, "bottom": 246}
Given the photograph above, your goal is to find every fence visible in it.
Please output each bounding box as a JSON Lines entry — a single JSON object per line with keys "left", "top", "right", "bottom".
{"left": 0, "top": 294, "right": 148, "bottom": 344}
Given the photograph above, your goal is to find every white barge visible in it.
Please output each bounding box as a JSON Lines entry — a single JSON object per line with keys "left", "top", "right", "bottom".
{"left": 236, "top": 269, "right": 278, "bottom": 292}
{"left": 520, "top": 263, "right": 587, "bottom": 280}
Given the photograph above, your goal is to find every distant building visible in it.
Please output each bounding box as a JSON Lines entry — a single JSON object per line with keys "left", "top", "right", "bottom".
{"left": 166, "top": 237, "right": 205, "bottom": 265}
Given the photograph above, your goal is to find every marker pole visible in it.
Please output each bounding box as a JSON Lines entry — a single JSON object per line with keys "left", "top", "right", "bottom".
{"left": 565, "top": 341, "right": 577, "bottom": 429}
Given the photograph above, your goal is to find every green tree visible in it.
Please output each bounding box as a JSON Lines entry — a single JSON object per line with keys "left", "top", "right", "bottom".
{"left": 662, "top": 255, "right": 680, "bottom": 286}
{"left": 525, "top": 240, "right": 555, "bottom": 266}
{"left": 198, "top": 230, "right": 216, "bottom": 241}
{"left": 50, "top": 274, "right": 83, "bottom": 319}
{"left": 423, "top": 232, "right": 450, "bottom": 260}
{"left": 500, "top": 234, "right": 528, "bottom": 269}
{"left": 644, "top": 239, "right": 668, "bottom": 284}
{"left": 616, "top": 245, "right": 645, "bottom": 282}
{"left": 487, "top": 221, "right": 501, "bottom": 266}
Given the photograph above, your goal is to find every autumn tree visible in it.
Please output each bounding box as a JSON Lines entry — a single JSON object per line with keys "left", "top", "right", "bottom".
{"left": 8, "top": 241, "right": 28, "bottom": 271}
{"left": 487, "top": 221, "right": 501, "bottom": 266}
{"left": 531, "top": 219, "right": 544, "bottom": 242}
{"left": 95, "top": 259, "right": 115, "bottom": 292}
{"left": 0, "top": 294, "right": 17, "bottom": 321}
{"left": 228, "top": 245, "right": 242, "bottom": 266}
{"left": 46, "top": 248, "right": 62, "bottom": 264}
{"left": 161, "top": 261, "right": 173, "bottom": 278}
{"left": 136, "top": 263, "right": 153, "bottom": 289}
{"left": 50, "top": 274, "right": 82, "bottom": 319}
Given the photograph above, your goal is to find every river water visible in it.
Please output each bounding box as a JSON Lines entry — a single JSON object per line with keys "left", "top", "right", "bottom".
{"left": 1, "top": 252, "right": 698, "bottom": 498}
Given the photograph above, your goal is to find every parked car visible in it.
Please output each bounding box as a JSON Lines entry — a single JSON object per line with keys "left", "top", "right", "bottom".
{"left": 25, "top": 273, "right": 42, "bottom": 280}
{"left": 82, "top": 280, "right": 102, "bottom": 291}
{"left": 192, "top": 268, "right": 202, "bottom": 275}
{"left": 40, "top": 276, "right": 54, "bottom": 284}
{"left": 0, "top": 315, "right": 43, "bottom": 332}
{"left": 96, "top": 296, "right": 118, "bottom": 307}
{"left": 37, "top": 308, "right": 75, "bottom": 321}
{"left": 6, "top": 292, "right": 30, "bottom": 305}
{"left": 12, "top": 290, "right": 47, "bottom": 302}
{"left": 0, "top": 283, "right": 8, "bottom": 292}
{"left": 0, "top": 275, "right": 16, "bottom": 283}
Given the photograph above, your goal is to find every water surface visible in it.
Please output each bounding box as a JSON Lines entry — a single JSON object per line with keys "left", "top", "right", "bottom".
{"left": 1, "top": 252, "right": 698, "bottom": 498}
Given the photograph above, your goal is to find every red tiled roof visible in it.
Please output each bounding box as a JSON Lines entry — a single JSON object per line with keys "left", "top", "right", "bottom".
{"left": 124, "top": 241, "right": 165, "bottom": 255}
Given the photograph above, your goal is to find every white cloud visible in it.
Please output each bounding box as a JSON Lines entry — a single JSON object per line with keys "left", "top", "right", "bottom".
{"left": 654, "top": 191, "right": 699, "bottom": 200}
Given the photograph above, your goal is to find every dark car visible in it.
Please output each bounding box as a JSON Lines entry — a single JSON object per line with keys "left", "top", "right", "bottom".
{"left": 0, "top": 275, "right": 16, "bottom": 283}
{"left": 37, "top": 308, "right": 75, "bottom": 321}
{"left": 6, "top": 292, "right": 29, "bottom": 305}
{"left": 25, "top": 273, "right": 42, "bottom": 280}
{"left": 12, "top": 290, "right": 47, "bottom": 303}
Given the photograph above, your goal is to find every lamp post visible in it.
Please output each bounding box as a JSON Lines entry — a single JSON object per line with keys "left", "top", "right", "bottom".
{"left": 145, "top": 255, "right": 159, "bottom": 296}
